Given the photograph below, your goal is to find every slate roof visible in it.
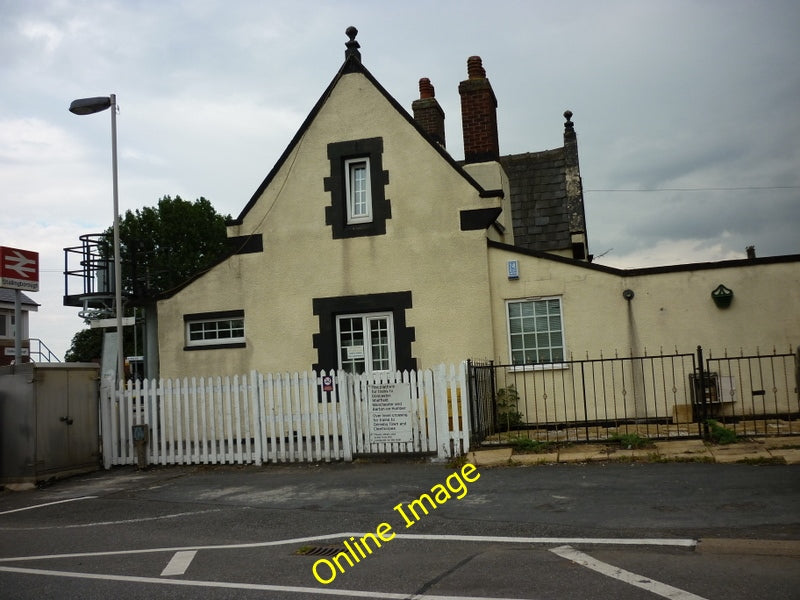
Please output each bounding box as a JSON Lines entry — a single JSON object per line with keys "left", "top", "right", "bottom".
{"left": 500, "top": 148, "right": 572, "bottom": 253}
{"left": 0, "top": 288, "right": 38, "bottom": 308}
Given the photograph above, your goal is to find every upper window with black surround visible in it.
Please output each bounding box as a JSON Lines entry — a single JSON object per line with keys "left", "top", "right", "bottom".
{"left": 324, "top": 137, "right": 391, "bottom": 238}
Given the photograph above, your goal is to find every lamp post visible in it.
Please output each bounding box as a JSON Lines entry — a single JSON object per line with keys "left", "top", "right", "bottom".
{"left": 69, "top": 94, "right": 124, "bottom": 385}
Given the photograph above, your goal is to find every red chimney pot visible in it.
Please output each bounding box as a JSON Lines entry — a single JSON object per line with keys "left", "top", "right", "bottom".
{"left": 419, "top": 78, "right": 435, "bottom": 99}
{"left": 467, "top": 56, "right": 486, "bottom": 79}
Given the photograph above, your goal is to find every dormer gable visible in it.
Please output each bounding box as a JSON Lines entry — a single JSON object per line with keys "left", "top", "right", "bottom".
{"left": 228, "top": 28, "right": 502, "bottom": 236}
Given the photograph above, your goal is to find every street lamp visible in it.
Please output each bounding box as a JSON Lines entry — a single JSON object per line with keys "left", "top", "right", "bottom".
{"left": 69, "top": 94, "right": 124, "bottom": 386}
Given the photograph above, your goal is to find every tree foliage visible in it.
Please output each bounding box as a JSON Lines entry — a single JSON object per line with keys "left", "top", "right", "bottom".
{"left": 116, "top": 195, "right": 231, "bottom": 299}
{"left": 64, "top": 327, "right": 103, "bottom": 363}
{"left": 65, "top": 195, "right": 230, "bottom": 363}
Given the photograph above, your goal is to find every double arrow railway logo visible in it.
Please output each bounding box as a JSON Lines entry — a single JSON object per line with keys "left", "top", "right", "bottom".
{"left": 0, "top": 246, "right": 39, "bottom": 292}
{"left": 5, "top": 250, "right": 36, "bottom": 278}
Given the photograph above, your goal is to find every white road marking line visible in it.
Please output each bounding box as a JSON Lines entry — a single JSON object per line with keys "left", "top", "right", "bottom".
{"left": 393, "top": 534, "right": 697, "bottom": 547}
{"left": 0, "top": 532, "right": 697, "bottom": 563}
{"left": 0, "top": 508, "right": 222, "bottom": 531}
{"left": 160, "top": 550, "right": 197, "bottom": 577}
{"left": 550, "top": 545, "right": 709, "bottom": 600}
{"left": 0, "top": 565, "right": 535, "bottom": 600}
{"left": 0, "top": 496, "right": 98, "bottom": 515}
{"left": 0, "top": 532, "right": 350, "bottom": 563}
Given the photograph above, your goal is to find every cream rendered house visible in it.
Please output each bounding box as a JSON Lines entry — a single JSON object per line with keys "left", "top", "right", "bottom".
{"left": 155, "top": 30, "right": 799, "bottom": 381}
{"left": 157, "top": 32, "right": 510, "bottom": 378}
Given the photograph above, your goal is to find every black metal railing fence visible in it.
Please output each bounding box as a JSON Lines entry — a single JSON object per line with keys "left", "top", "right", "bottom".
{"left": 468, "top": 346, "right": 799, "bottom": 445}
{"left": 704, "top": 348, "right": 799, "bottom": 438}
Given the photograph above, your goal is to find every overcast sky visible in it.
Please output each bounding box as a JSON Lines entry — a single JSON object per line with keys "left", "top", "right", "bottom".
{"left": 1, "top": 0, "right": 798, "bottom": 360}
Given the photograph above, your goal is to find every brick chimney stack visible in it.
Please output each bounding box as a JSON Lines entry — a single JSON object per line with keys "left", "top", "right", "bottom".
{"left": 412, "top": 78, "right": 446, "bottom": 147}
{"left": 459, "top": 56, "right": 499, "bottom": 163}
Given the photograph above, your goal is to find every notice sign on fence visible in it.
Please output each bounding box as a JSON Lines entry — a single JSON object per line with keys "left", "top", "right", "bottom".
{"left": 369, "top": 382, "right": 413, "bottom": 444}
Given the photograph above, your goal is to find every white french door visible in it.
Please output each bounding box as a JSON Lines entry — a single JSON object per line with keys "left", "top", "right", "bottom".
{"left": 336, "top": 312, "right": 395, "bottom": 375}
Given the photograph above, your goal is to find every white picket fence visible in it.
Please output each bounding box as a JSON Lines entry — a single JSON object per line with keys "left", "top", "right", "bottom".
{"left": 100, "top": 364, "right": 470, "bottom": 468}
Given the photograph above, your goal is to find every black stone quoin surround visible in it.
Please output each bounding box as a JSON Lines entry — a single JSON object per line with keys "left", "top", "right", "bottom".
{"left": 323, "top": 137, "right": 391, "bottom": 239}
{"left": 312, "top": 291, "right": 416, "bottom": 372}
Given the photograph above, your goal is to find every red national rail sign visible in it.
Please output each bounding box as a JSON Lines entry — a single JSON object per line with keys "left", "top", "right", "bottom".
{"left": 0, "top": 246, "right": 39, "bottom": 292}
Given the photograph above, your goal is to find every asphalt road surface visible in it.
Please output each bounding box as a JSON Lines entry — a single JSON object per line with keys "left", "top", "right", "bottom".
{"left": 1, "top": 461, "right": 798, "bottom": 599}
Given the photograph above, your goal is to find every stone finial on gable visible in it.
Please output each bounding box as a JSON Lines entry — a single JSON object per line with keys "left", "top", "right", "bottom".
{"left": 345, "top": 26, "right": 361, "bottom": 61}
{"left": 564, "top": 110, "right": 577, "bottom": 153}
{"left": 563, "top": 109, "right": 578, "bottom": 162}
{"left": 564, "top": 110, "right": 574, "bottom": 131}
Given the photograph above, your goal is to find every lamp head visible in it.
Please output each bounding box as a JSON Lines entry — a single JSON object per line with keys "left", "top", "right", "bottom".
{"left": 69, "top": 96, "right": 112, "bottom": 115}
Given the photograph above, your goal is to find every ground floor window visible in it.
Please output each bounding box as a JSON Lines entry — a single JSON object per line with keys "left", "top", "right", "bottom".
{"left": 0, "top": 313, "right": 13, "bottom": 338}
{"left": 336, "top": 312, "right": 394, "bottom": 374}
{"left": 183, "top": 310, "right": 245, "bottom": 350}
{"left": 507, "top": 297, "right": 565, "bottom": 365}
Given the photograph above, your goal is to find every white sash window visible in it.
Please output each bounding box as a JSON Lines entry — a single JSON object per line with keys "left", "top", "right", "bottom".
{"left": 344, "top": 158, "right": 372, "bottom": 224}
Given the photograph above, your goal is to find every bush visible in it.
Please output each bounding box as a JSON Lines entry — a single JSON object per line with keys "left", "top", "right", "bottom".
{"left": 496, "top": 386, "right": 523, "bottom": 431}
{"left": 706, "top": 419, "right": 738, "bottom": 444}
{"left": 608, "top": 432, "right": 651, "bottom": 449}
{"left": 509, "top": 437, "right": 551, "bottom": 453}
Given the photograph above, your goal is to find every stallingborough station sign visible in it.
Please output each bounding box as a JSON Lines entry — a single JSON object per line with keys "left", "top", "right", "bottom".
{"left": 0, "top": 246, "right": 39, "bottom": 292}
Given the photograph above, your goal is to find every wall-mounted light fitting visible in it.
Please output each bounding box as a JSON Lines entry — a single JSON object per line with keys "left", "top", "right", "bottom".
{"left": 622, "top": 289, "right": 635, "bottom": 300}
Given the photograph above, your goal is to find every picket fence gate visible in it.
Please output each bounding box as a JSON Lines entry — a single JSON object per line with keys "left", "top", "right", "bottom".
{"left": 100, "top": 364, "right": 470, "bottom": 468}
